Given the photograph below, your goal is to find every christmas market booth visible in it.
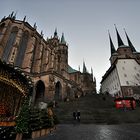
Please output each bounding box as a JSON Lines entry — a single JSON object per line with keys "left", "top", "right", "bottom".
{"left": 0, "top": 59, "right": 33, "bottom": 139}
{"left": 0, "top": 60, "right": 58, "bottom": 140}
{"left": 114, "top": 97, "right": 136, "bottom": 110}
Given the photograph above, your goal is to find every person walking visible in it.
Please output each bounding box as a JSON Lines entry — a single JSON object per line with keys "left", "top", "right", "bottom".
{"left": 77, "top": 110, "right": 81, "bottom": 122}
{"left": 73, "top": 111, "right": 76, "bottom": 120}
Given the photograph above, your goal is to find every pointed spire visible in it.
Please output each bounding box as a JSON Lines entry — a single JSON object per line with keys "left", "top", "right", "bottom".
{"left": 23, "top": 16, "right": 26, "bottom": 22}
{"left": 54, "top": 28, "right": 58, "bottom": 38}
{"left": 34, "top": 22, "right": 37, "bottom": 29}
{"left": 78, "top": 65, "right": 80, "bottom": 72}
{"left": 108, "top": 30, "right": 116, "bottom": 55}
{"left": 83, "top": 61, "right": 87, "bottom": 73}
{"left": 61, "top": 33, "right": 66, "bottom": 44}
{"left": 114, "top": 24, "right": 124, "bottom": 47}
{"left": 10, "top": 11, "right": 14, "bottom": 18}
{"left": 124, "top": 28, "right": 136, "bottom": 52}
{"left": 13, "top": 12, "right": 17, "bottom": 19}
{"left": 41, "top": 30, "right": 43, "bottom": 37}
{"left": 91, "top": 67, "right": 93, "bottom": 75}
{"left": 1, "top": 16, "right": 6, "bottom": 21}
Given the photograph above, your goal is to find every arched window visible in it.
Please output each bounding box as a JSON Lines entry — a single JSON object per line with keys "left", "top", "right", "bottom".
{"left": 35, "top": 80, "right": 45, "bottom": 103}
{"left": 15, "top": 31, "right": 29, "bottom": 67}
{"left": 2, "top": 26, "right": 18, "bottom": 62}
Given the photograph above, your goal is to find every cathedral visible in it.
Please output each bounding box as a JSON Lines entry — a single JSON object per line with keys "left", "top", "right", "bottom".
{"left": 0, "top": 12, "right": 96, "bottom": 106}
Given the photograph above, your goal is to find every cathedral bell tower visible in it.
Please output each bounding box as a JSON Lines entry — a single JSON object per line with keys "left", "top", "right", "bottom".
{"left": 58, "top": 33, "right": 68, "bottom": 76}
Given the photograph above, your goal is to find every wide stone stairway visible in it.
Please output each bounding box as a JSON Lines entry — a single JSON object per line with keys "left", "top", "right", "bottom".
{"left": 54, "top": 93, "right": 140, "bottom": 124}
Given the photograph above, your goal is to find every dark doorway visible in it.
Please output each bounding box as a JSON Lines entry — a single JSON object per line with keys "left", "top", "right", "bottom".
{"left": 55, "top": 81, "right": 62, "bottom": 101}
{"left": 35, "top": 80, "right": 45, "bottom": 103}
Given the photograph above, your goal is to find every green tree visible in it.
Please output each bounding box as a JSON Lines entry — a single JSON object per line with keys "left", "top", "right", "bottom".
{"left": 29, "top": 108, "right": 40, "bottom": 131}
{"left": 40, "top": 109, "right": 55, "bottom": 129}
{"left": 16, "top": 97, "right": 30, "bottom": 133}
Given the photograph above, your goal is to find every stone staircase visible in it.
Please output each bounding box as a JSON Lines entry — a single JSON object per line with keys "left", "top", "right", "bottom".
{"left": 53, "top": 93, "right": 140, "bottom": 124}
{"left": 53, "top": 93, "right": 116, "bottom": 124}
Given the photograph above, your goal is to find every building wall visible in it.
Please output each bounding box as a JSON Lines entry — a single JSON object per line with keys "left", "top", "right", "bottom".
{"left": 116, "top": 59, "right": 140, "bottom": 86}
{"left": 101, "top": 59, "right": 140, "bottom": 97}
{"left": 101, "top": 67, "right": 121, "bottom": 96}
{"left": 101, "top": 58, "right": 140, "bottom": 97}
{"left": 0, "top": 16, "right": 96, "bottom": 104}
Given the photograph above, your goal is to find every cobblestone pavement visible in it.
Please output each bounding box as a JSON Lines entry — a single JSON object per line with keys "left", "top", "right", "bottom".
{"left": 34, "top": 124, "right": 140, "bottom": 140}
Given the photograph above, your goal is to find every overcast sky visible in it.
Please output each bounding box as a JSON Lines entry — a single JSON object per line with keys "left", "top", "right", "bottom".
{"left": 1, "top": 0, "right": 140, "bottom": 91}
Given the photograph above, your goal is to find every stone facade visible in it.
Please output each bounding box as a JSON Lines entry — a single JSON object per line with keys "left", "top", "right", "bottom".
{"left": 0, "top": 14, "right": 96, "bottom": 105}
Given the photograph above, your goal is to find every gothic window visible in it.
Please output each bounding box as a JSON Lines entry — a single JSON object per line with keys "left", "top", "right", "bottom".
{"left": 2, "top": 26, "right": 18, "bottom": 62}
{"left": 35, "top": 80, "right": 45, "bottom": 103}
{"left": 15, "top": 31, "right": 29, "bottom": 67}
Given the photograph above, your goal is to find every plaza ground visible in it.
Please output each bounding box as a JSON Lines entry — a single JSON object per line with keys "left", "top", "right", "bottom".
{"left": 33, "top": 124, "right": 140, "bottom": 140}
{"left": 30, "top": 93, "right": 140, "bottom": 140}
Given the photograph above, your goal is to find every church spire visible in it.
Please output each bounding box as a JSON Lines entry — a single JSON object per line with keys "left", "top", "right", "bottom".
{"left": 91, "top": 67, "right": 93, "bottom": 75}
{"left": 114, "top": 24, "right": 124, "bottom": 47}
{"left": 13, "top": 12, "right": 17, "bottom": 19}
{"left": 78, "top": 65, "right": 80, "bottom": 72}
{"left": 61, "top": 33, "right": 66, "bottom": 44}
{"left": 10, "top": 11, "right": 14, "bottom": 18}
{"left": 108, "top": 30, "right": 116, "bottom": 55}
{"left": 83, "top": 61, "right": 87, "bottom": 73}
{"left": 23, "top": 16, "right": 26, "bottom": 22}
{"left": 34, "top": 22, "right": 37, "bottom": 30}
{"left": 54, "top": 28, "right": 58, "bottom": 38}
{"left": 124, "top": 28, "right": 136, "bottom": 52}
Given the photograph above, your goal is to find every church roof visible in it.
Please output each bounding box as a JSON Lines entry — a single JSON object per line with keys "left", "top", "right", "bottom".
{"left": 68, "top": 65, "right": 78, "bottom": 73}
{"left": 118, "top": 45, "right": 130, "bottom": 48}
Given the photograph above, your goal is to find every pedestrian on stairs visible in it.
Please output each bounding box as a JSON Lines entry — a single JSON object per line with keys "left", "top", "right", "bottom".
{"left": 73, "top": 111, "right": 76, "bottom": 120}
{"left": 77, "top": 110, "right": 81, "bottom": 122}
